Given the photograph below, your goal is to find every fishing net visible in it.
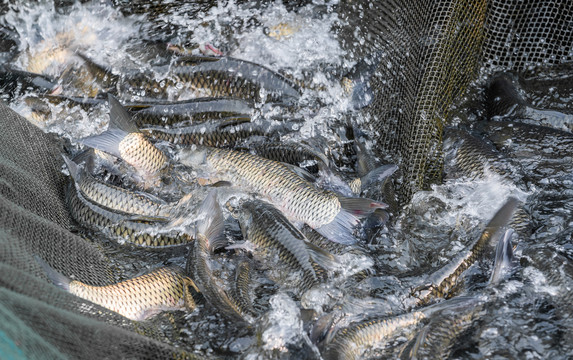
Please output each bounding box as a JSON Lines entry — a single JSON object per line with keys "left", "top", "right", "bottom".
{"left": 1, "top": 0, "right": 572, "bottom": 358}
{"left": 337, "top": 0, "right": 573, "bottom": 203}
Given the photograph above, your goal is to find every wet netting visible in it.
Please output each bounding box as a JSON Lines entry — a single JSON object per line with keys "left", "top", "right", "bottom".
{"left": 337, "top": 0, "right": 573, "bottom": 202}
{"left": 1, "top": 0, "right": 573, "bottom": 359}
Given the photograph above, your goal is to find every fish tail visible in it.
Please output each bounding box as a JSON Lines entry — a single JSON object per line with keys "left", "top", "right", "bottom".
{"left": 78, "top": 94, "right": 139, "bottom": 158}
{"left": 315, "top": 196, "right": 389, "bottom": 245}
{"left": 34, "top": 256, "right": 71, "bottom": 292}
{"left": 315, "top": 208, "right": 360, "bottom": 245}
{"left": 305, "top": 240, "right": 337, "bottom": 274}
{"left": 61, "top": 154, "right": 81, "bottom": 182}
{"left": 359, "top": 164, "right": 398, "bottom": 194}
{"left": 196, "top": 190, "right": 227, "bottom": 252}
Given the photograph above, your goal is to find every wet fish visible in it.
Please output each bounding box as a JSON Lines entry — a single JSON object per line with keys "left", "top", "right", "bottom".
{"left": 229, "top": 258, "right": 259, "bottom": 318}
{"left": 129, "top": 97, "right": 254, "bottom": 127}
{"left": 178, "top": 146, "right": 387, "bottom": 244}
{"left": 186, "top": 191, "right": 252, "bottom": 323}
{"left": 247, "top": 141, "right": 330, "bottom": 174}
{"left": 444, "top": 128, "right": 515, "bottom": 181}
{"left": 80, "top": 94, "right": 169, "bottom": 186}
{"left": 141, "top": 117, "right": 267, "bottom": 148}
{"left": 323, "top": 311, "right": 427, "bottom": 360}
{"left": 79, "top": 53, "right": 301, "bottom": 103}
{"left": 402, "top": 297, "right": 485, "bottom": 360}
{"left": 231, "top": 199, "right": 335, "bottom": 291}
{"left": 167, "top": 55, "right": 301, "bottom": 103}
{"left": 62, "top": 155, "right": 191, "bottom": 219}
{"left": 411, "top": 197, "right": 519, "bottom": 306}
{"left": 38, "top": 259, "right": 198, "bottom": 321}
{"left": 0, "top": 65, "right": 59, "bottom": 100}
{"left": 480, "top": 121, "right": 573, "bottom": 160}
{"left": 323, "top": 297, "right": 482, "bottom": 360}
{"left": 67, "top": 181, "right": 193, "bottom": 249}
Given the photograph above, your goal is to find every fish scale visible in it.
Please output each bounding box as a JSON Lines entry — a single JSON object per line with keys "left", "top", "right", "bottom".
{"left": 67, "top": 267, "right": 198, "bottom": 321}
{"left": 142, "top": 120, "right": 264, "bottom": 148}
{"left": 119, "top": 132, "right": 168, "bottom": 176}
{"left": 64, "top": 156, "right": 173, "bottom": 217}
{"left": 67, "top": 184, "right": 192, "bottom": 249}
{"left": 207, "top": 147, "right": 340, "bottom": 228}
{"left": 324, "top": 312, "right": 426, "bottom": 360}
{"left": 237, "top": 200, "right": 325, "bottom": 291}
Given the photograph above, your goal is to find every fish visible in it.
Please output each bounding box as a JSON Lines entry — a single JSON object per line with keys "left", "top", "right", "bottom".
{"left": 78, "top": 53, "right": 301, "bottom": 103}
{"left": 246, "top": 140, "right": 330, "bottom": 174}
{"left": 341, "top": 51, "right": 384, "bottom": 110}
{"left": 443, "top": 128, "right": 515, "bottom": 181}
{"left": 411, "top": 197, "right": 519, "bottom": 306}
{"left": 401, "top": 297, "right": 485, "bottom": 360}
{"left": 186, "top": 191, "right": 252, "bottom": 323}
{"left": 167, "top": 55, "right": 301, "bottom": 103}
{"left": 0, "top": 65, "right": 59, "bottom": 100}
{"left": 62, "top": 155, "right": 193, "bottom": 219}
{"left": 141, "top": 117, "right": 267, "bottom": 148}
{"left": 66, "top": 181, "right": 193, "bottom": 249}
{"left": 37, "top": 257, "right": 198, "bottom": 321}
{"left": 178, "top": 146, "right": 387, "bottom": 245}
{"left": 322, "top": 311, "right": 427, "bottom": 360}
{"left": 79, "top": 94, "right": 169, "bottom": 187}
{"left": 128, "top": 97, "right": 254, "bottom": 127}
{"left": 322, "top": 297, "right": 483, "bottom": 360}
{"left": 480, "top": 121, "right": 573, "bottom": 160}
{"left": 229, "top": 258, "right": 259, "bottom": 318}
{"left": 443, "top": 128, "right": 532, "bottom": 240}
{"left": 230, "top": 199, "right": 335, "bottom": 292}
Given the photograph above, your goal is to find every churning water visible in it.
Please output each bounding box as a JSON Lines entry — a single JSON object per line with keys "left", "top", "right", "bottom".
{"left": 2, "top": 1, "right": 572, "bottom": 358}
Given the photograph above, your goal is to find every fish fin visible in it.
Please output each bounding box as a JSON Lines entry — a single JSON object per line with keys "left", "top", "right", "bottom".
{"left": 34, "top": 256, "right": 70, "bottom": 292}
{"left": 315, "top": 209, "right": 360, "bottom": 245}
{"left": 79, "top": 128, "right": 126, "bottom": 158}
{"left": 490, "top": 228, "right": 515, "bottom": 284}
{"left": 305, "top": 240, "right": 337, "bottom": 272}
{"left": 71, "top": 148, "right": 97, "bottom": 174}
{"left": 338, "top": 196, "right": 388, "bottom": 216}
{"left": 61, "top": 155, "right": 81, "bottom": 182}
{"left": 107, "top": 94, "right": 140, "bottom": 134}
{"left": 196, "top": 190, "right": 227, "bottom": 252}
{"left": 359, "top": 164, "right": 398, "bottom": 193}
{"left": 283, "top": 162, "right": 317, "bottom": 183}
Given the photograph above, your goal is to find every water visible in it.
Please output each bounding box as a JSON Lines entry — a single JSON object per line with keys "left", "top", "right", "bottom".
{"left": 1, "top": 1, "right": 572, "bottom": 359}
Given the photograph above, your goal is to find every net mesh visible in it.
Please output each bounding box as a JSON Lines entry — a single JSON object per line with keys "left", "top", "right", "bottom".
{"left": 1, "top": 0, "right": 572, "bottom": 357}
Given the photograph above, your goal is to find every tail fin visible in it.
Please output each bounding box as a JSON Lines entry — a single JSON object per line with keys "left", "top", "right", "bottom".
{"left": 107, "top": 94, "right": 140, "bottom": 134}
{"left": 61, "top": 155, "right": 81, "bottom": 183}
{"left": 359, "top": 164, "right": 398, "bottom": 194}
{"left": 34, "top": 256, "right": 71, "bottom": 292}
{"left": 315, "top": 197, "right": 387, "bottom": 245}
{"left": 79, "top": 94, "right": 139, "bottom": 157}
{"left": 196, "top": 190, "right": 227, "bottom": 252}
{"left": 490, "top": 228, "right": 516, "bottom": 285}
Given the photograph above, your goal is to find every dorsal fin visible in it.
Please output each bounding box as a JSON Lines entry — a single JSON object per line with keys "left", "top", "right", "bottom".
{"left": 107, "top": 94, "right": 140, "bottom": 134}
